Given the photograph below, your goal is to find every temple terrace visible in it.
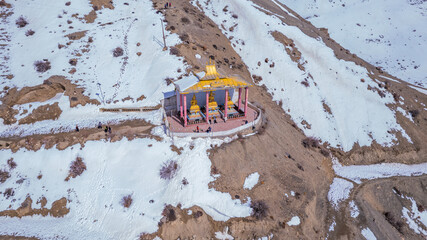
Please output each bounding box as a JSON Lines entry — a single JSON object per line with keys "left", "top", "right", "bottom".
{"left": 163, "top": 62, "right": 261, "bottom": 135}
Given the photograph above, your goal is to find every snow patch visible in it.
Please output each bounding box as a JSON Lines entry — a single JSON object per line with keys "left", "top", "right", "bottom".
{"left": 361, "top": 228, "right": 377, "bottom": 240}
{"left": 287, "top": 216, "right": 300, "bottom": 226}
{"left": 401, "top": 195, "right": 427, "bottom": 235}
{"left": 243, "top": 172, "right": 259, "bottom": 190}
{"left": 328, "top": 178, "right": 354, "bottom": 210}
{"left": 332, "top": 158, "right": 427, "bottom": 184}
{"left": 349, "top": 201, "right": 360, "bottom": 218}
{"left": 215, "top": 227, "right": 234, "bottom": 240}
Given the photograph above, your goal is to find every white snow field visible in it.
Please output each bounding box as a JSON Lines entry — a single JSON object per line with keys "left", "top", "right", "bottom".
{"left": 0, "top": 129, "right": 252, "bottom": 239}
{"left": 0, "top": 0, "right": 185, "bottom": 136}
{"left": 1, "top": 0, "right": 182, "bottom": 105}
{"left": 281, "top": 0, "right": 427, "bottom": 88}
{"left": 195, "top": 0, "right": 411, "bottom": 151}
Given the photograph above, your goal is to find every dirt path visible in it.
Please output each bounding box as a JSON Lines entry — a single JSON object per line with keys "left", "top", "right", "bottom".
{"left": 0, "top": 119, "right": 156, "bottom": 152}
{"left": 336, "top": 175, "right": 427, "bottom": 240}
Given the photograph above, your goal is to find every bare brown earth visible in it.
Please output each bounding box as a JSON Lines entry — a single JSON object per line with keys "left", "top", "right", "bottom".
{"left": 345, "top": 175, "right": 427, "bottom": 240}
{"left": 0, "top": 119, "right": 156, "bottom": 152}
{"left": 148, "top": 0, "right": 427, "bottom": 239}
{"left": 90, "top": 0, "right": 114, "bottom": 10}
{"left": 18, "top": 102, "right": 62, "bottom": 125}
{"left": 0, "top": 75, "right": 99, "bottom": 125}
{"left": 0, "top": 196, "right": 69, "bottom": 218}
{"left": 0, "top": 236, "right": 36, "bottom": 240}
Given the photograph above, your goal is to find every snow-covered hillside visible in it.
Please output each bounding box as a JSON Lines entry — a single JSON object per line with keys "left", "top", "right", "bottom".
{"left": 0, "top": 129, "right": 251, "bottom": 239}
{"left": 281, "top": 0, "right": 427, "bottom": 87}
{"left": 195, "top": 0, "right": 411, "bottom": 151}
{"left": 0, "top": 0, "right": 182, "bottom": 106}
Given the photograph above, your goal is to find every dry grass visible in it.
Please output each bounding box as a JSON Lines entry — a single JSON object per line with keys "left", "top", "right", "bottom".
{"left": 121, "top": 194, "right": 133, "bottom": 208}
{"left": 0, "top": 169, "right": 10, "bottom": 183}
{"left": 113, "top": 47, "right": 124, "bottom": 57}
{"left": 320, "top": 148, "right": 330, "bottom": 157}
{"left": 409, "top": 109, "right": 420, "bottom": 118}
{"left": 159, "top": 160, "right": 178, "bottom": 180}
{"left": 384, "top": 211, "right": 403, "bottom": 233}
{"left": 7, "top": 158, "right": 17, "bottom": 169}
{"left": 251, "top": 200, "right": 268, "bottom": 220}
{"left": 16, "top": 16, "right": 28, "bottom": 28}
{"left": 182, "top": 177, "right": 189, "bottom": 186}
{"left": 3, "top": 188, "right": 14, "bottom": 199}
{"left": 162, "top": 205, "right": 177, "bottom": 222}
{"left": 301, "top": 80, "right": 309, "bottom": 87}
{"left": 169, "top": 47, "right": 180, "bottom": 56}
{"left": 69, "top": 58, "right": 77, "bottom": 66}
{"left": 65, "top": 157, "right": 86, "bottom": 181}
{"left": 25, "top": 29, "right": 35, "bottom": 36}
{"left": 34, "top": 60, "right": 51, "bottom": 73}
{"left": 302, "top": 137, "right": 320, "bottom": 148}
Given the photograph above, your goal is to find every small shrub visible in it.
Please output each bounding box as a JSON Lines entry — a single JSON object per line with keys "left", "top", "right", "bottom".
{"left": 0, "top": 169, "right": 10, "bottom": 183}
{"left": 384, "top": 212, "right": 403, "bottom": 233}
{"left": 301, "top": 80, "right": 309, "bottom": 87}
{"left": 165, "top": 77, "right": 173, "bottom": 86}
{"left": 16, "top": 16, "right": 28, "bottom": 28}
{"left": 169, "top": 47, "right": 180, "bottom": 56}
{"left": 182, "top": 177, "right": 189, "bottom": 185}
{"left": 296, "top": 163, "right": 304, "bottom": 171}
{"left": 34, "top": 60, "right": 51, "bottom": 73}
{"left": 121, "top": 194, "right": 133, "bottom": 208}
{"left": 66, "top": 157, "right": 86, "bottom": 180}
{"left": 159, "top": 160, "right": 178, "bottom": 180}
{"left": 7, "top": 158, "right": 17, "bottom": 169}
{"left": 193, "top": 210, "right": 203, "bottom": 218}
{"left": 25, "top": 29, "right": 35, "bottom": 36}
{"left": 179, "top": 33, "right": 189, "bottom": 42}
{"left": 409, "top": 109, "right": 419, "bottom": 118}
{"left": 113, "top": 47, "right": 124, "bottom": 57}
{"left": 320, "top": 148, "right": 330, "bottom": 157}
{"left": 251, "top": 200, "right": 268, "bottom": 220}
{"left": 302, "top": 137, "right": 320, "bottom": 148}
{"left": 162, "top": 205, "right": 176, "bottom": 222}
{"left": 232, "top": 14, "right": 238, "bottom": 19}
{"left": 3, "top": 188, "right": 14, "bottom": 199}
{"left": 180, "top": 17, "right": 190, "bottom": 24}
{"left": 252, "top": 74, "right": 263, "bottom": 84}
{"left": 69, "top": 58, "right": 77, "bottom": 66}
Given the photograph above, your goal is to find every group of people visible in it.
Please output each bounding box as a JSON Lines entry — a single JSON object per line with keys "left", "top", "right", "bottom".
{"left": 98, "top": 122, "right": 112, "bottom": 134}
{"left": 164, "top": 2, "right": 172, "bottom": 8}
{"left": 195, "top": 126, "right": 212, "bottom": 133}
{"left": 75, "top": 122, "right": 112, "bottom": 134}
{"left": 208, "top": 116, "right": 218, "bottom": 125}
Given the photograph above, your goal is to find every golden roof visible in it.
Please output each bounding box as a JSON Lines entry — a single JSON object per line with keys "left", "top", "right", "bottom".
{"left": 178, "top": 62, "right": 252, "bottom": 94}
